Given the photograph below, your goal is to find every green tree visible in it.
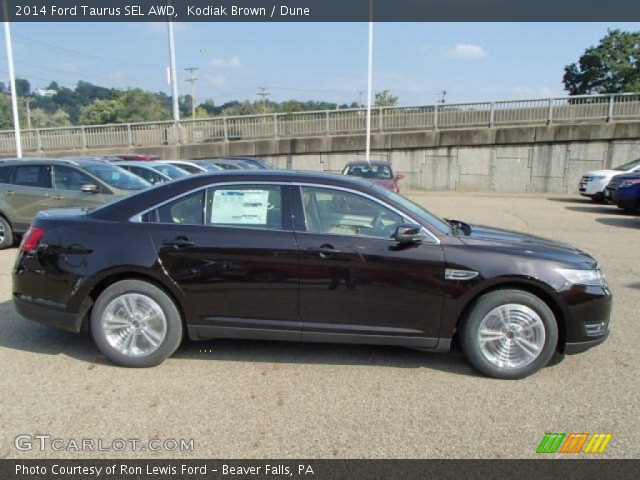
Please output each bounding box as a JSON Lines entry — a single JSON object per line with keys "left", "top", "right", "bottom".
{"left": 30, "top": 108, "right": 72, "bottom": 128}
{"left": 115, "top": 89, "right": 170, "bottom": 123}
{"left": 79, "top": 99, "right": 123, "bottom": 125}
{"left": 281, "top": 100, "right": 304, "bottom": 112}
{"left": 374, "top": 90, "right": 399, "bottom": 107}
{"left": 14, "top": 78, "right": 31, "bottom": 96}
{"left": 563, "top": 29, "right": 640, "bottom": 95}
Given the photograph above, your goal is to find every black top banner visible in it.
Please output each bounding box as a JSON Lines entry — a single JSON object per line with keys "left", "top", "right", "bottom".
{"left": 1, "top": 0, "right": 640, "bottom": 22}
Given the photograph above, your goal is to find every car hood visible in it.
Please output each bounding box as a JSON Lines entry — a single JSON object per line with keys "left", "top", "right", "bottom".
{"left": 583, "top": 169, "right": 621, "bottom": 178}
{"left": 459, "top": 224, "right": 598, "bottom": 268}
{"left": 612, "top": 171, "right": 640, "bottom": 181}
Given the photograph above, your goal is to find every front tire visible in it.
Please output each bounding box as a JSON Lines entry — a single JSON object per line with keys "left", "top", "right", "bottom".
{"left": 0, "top": 216, "right": 14, "bottom": 250}
{"left": 459, "top": 289, "right": 558, "bottom": 379}
{"left": 91, "top": 280, "right": 183, "bottom": 367}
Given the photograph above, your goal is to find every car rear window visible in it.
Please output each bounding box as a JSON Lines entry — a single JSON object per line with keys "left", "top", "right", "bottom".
{"left": 343, "top": 164, "right": 393, "bottom": 179}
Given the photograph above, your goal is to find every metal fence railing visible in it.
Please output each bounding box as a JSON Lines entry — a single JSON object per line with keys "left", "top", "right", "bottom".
{"left": 1, "top": 93, "right": 639, "bottom": 154}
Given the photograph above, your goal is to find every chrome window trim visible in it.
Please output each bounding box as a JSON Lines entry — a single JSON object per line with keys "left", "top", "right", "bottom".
{"left": 129, "top": 180, "right": 441, "bottom": 244}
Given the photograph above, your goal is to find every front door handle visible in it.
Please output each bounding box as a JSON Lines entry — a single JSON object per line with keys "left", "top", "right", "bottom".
{"left": 2, "top": 190, "right": 14, "bottom": 196}
{"left": 51, "top": 195, "right": 65, "bottom": 200}
{"left": 307, "top": 245, "right": 341, "bottom": 258}
{"left": 162, "top": 237, "right": 195, "bottom": 249}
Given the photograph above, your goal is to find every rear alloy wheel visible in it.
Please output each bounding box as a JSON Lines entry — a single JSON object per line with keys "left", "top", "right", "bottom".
{"left": 91, "top": 280, "right": 183, "bottom": 367}
{"left": 460, "top": 289, "right": 558, "bottom": 379}
{"left": 0, "top": 216, "right": 14, "bottom": 250}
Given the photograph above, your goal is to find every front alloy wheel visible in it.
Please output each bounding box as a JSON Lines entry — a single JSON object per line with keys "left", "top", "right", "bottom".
{"left": 460, "top": 289, "right": 558, "bottom": 379}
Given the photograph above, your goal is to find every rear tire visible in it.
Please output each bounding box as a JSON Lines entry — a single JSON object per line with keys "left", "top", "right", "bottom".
{"left": 91, "top": 280, "right": 183, "bottom": 367}
{"left": 0, "top": 216, "right": 14, "bottom": 250}
{"left": 459, "top": 289, "right": 558, "bottom": 379}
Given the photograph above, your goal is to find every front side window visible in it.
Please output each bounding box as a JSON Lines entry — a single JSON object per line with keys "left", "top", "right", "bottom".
{"left": 54, "top": 165, "right": 98, "bottom": 191}
{"left": 11, "top": 165, "right": 51, "bottom": 188}
{"left": 207, "top": 185, "right": 282, "bottom": 230}
{"left": 300, "top": 186, "right": 404, "bottom": 239}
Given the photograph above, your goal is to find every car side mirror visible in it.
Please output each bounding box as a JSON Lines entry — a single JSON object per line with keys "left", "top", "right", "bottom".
{"left": 395, "top": 173, "right": 405, "bottom": 182}
{"left": 81, "top": 184, "right": 100, "bottom": 194}
{"left": 394, "top": 224, "right": 428, "bottom": 243}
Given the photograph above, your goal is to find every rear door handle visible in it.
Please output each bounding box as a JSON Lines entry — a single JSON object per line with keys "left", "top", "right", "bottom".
{"left": 307, "top": 245, "right": 341, "bottom": 258}
{"left": 162, "top": 237, "right": 195, "bottom": 249}
{"left": 51, "top": 195, "right": 65, "bottom": 200}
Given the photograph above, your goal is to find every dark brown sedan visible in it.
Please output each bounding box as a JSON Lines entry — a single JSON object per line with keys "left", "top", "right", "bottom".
{"left": 13, "top": 171, "right": 611, "bottom": 378}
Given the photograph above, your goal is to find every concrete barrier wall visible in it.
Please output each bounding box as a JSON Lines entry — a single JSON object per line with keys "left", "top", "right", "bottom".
{"left": 10, "top": 121, "right": 640, "bottom": 193}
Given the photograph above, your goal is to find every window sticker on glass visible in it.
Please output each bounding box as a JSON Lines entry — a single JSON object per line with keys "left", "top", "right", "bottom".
{"left": 211, "top": 189, "right": 270, "bottom": 225}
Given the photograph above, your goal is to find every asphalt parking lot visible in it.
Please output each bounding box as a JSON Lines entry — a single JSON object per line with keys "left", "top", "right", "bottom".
{"left": 0, "top": 191, "right": 638, "bottom": 459}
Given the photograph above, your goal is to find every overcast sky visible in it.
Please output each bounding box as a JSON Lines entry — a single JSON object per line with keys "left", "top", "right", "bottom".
{"left": 1, "top": 22, "right": 639, "bottom": 106}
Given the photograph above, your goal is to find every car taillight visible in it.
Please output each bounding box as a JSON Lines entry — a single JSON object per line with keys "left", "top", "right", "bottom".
{"left": 19, "top": 226, "right": 44, "bottom": 253}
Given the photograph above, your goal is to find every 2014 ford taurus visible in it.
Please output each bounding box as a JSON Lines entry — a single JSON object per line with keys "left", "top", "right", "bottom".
{"left": 12, "top": 171, "right": 611, "bottom": 378}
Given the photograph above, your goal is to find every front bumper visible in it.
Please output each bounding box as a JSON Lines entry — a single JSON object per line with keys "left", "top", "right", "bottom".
{"left": 13, "top": 294, "right": 89, "bottom": 333}
{"left": 557, "top": 284, "right": 612, "bottom": 354}
{"left": 579, "top": 180, "right": 606, "bottom": 196}
{"left": 565, "top": 329, "right": 610, "bottom": 354}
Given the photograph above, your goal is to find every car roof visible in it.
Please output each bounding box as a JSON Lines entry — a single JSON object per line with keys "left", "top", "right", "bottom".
{"left": 0, "top": 157, "right": 112, "bottom": 167}
{"left": 114, "top": 161, "right": 165, "bottom": 168}
{"left": 344, "top": 161, "right": 391, "bottom": 167}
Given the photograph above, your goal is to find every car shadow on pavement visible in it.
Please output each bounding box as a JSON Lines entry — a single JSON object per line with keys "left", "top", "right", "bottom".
{"left": 596, "top": 217, "right": 640, "bottom": 229}
{"left": 174, "top": 337, "right": 485, "bottom": 377}
{"left": 564, "top": 205, "right": 628, "bottom": 215}
{"left": 1, "top": 300, "right": 488, "bottom": 377}
{"left": 546, "top": 197, "right": 593, "bottom": 204}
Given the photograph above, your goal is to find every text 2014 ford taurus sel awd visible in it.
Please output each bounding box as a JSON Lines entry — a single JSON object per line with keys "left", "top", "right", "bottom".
{"left": 12, "top": 171, "right": 611, "bottom": 378}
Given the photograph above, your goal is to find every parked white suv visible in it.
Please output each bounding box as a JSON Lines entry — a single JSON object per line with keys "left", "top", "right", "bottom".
{"left": 579, "top": 158, "right": 640, "bottom": 202}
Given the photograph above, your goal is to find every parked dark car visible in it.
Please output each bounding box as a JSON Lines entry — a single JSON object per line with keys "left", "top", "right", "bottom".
{"left": 604, "top": 172, "right": 640, "bottom": 212}
{"left": 0, "top": 158, "right": 150, "bottom": 249}
{"left": 115, "top": 154, "right": 161, "bottom": 161}
{"left": 211, "top": 157, "right": 272, "bottom": 169}
{"left": 206, "top": 159, "right": 257, "bottom": 171}
{"left": 13, "top": 171, "right": 611, "bottom": 378}
{"left": 342, "top": 161, "right": 403, "bottom": 193}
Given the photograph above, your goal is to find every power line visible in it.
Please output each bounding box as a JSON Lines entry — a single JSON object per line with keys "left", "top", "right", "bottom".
{"left": 12, "top": 33, "right": 163, "bottom": 71}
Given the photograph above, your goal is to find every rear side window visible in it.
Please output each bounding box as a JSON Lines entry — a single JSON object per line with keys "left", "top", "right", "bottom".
{"left": 11, "top": 165, "right": 52, "bottom": 188}
{"left": 144, "top": 190, "right": 205, "bottom": 225}
{"left": 54, "top": 165, "right": 99, "bottom": 191}
{"left": 207, "top": 185, "right": 282, "bottom": 230}
{"left": 0, "top": 166, "right": 12, "bottom": 184}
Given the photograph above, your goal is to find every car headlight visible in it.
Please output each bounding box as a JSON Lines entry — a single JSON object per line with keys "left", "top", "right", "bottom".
{"left": 558, "top": 268, "right": 607, "bottom": 287}
{"left": 620, "top": 178, "right": 640, "bottom": 188}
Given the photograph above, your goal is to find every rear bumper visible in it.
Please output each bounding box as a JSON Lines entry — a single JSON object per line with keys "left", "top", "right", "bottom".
{"left": 13, "top": 294, "right": 88, "bottom": 333}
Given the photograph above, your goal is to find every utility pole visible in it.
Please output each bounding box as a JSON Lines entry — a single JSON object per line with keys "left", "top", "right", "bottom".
{"left": 167, "top": 21, "right": 180, "bottom": 123}
{"left": 257, "top": 86, "right": 270, "bottom": 114}
{"left": 184, "top": 67, "right": 199, "bottom": 120}
{"left": 3, "top": 8, "right": 22, "bottom": 158}
{"left": 358, "top": 90, "right": 363, "bottom": 108}
{"left": 24, "top": 98, "right": 32, "bottom": 130}
{"left": 441, "top": 90, "right": 447, "bottom": 104}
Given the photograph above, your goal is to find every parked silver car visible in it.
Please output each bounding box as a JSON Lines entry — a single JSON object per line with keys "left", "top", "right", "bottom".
{"left": 0, "top": 158, "right": 150, "bottom": 249}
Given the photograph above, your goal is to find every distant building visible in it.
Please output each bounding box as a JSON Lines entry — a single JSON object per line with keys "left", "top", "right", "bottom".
{"left": 34, "top": 88, "right": 56, "bottom": 98}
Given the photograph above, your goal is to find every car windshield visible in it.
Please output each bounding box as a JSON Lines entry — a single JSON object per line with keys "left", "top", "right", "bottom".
{"left": 198, "top": 162, "right": 223, "bottom": 172}
{"left": 614, "top": 158, "right": 640, "bottom": 171}
{"left": 84, "top": 164, "right": 151, "bottom": 190}
{"left": 372, "top": 185, "right": 451, "bottom": 233}
{"left": 344, "top": 164, "right": 393, "bottom": 179}
{"left": 153, "top": 164, "right": 189, "bottom": 179}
